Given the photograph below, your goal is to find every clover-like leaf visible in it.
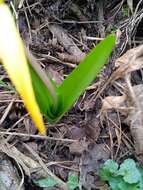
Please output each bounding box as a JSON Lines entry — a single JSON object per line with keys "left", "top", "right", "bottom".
{"left": 33, "top": 177, "right": 58, "bottom": 188}
{"left": 109, "top": 176, "right": 123, "bottom": 190}
{"left": 118, "top": 159, "right": 141, "bottom": 184}
{"left": 109, "top": 176, "right": 140, "bottom": 190}
{"left": 67, "top": 173, "right": 79, "bottom": 190}
{"left": 118, "top": 180, "right": 140, "bottom": 190}
{"left": 99, "top": 159, "right": 119, "bottom": 181}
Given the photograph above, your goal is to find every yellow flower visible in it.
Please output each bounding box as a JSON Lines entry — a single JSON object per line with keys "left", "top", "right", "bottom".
{"left": 0, "top": 3, "right": 46, "bottom": 135}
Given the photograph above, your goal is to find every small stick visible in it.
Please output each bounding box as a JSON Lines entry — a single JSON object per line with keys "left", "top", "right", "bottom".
{"left": 0, "top": 131, "right": 77, "bottom": 142}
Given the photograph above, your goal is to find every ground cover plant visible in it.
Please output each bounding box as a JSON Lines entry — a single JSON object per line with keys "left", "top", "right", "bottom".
{"left": 99, "top": 159, "right": 143, "bottom": 190}
{"left": 33, "top": 159, "right": 143, "bottom": 189}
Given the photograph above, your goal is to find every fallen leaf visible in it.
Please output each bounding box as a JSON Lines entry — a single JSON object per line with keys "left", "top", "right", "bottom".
{"left": 69, "top": 139, "right": 90, "bottom": 155}
{"left": 101, "top": 95, "right": 126, "bottom": 112}
{"left": 79, "top": 143, "right": 110, "bottom": 188}
{"left": 127, "top": 84, "right": 143, "bottom": 155}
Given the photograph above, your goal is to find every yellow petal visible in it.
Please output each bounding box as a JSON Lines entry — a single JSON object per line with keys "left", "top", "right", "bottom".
{"left": 0, "top": 3, "right": 46, "bottom": 135}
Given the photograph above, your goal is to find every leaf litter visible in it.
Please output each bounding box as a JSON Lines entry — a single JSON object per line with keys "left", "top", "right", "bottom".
{"left": 1, "top": 0, "right": 143, "bottom": 189}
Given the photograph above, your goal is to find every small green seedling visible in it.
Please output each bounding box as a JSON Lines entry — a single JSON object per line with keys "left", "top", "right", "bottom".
{"left": 99, "top": 159, "right": 143, "bottom": 190}
{"left": 0, "top": 1, "right": 115, "bottom": 134}
{"left": 34, "top": 173, "right": 79, "bottom": 190}
{"left": 122, "top": 5, "right": 129, "bottom": 17}
{"left": 28, "top": 34, "right": 116, "bottom": 123}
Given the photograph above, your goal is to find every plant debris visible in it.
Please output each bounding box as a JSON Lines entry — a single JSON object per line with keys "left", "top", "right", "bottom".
{"left": 1, "top": 0, "right": 143, "bottom": 189}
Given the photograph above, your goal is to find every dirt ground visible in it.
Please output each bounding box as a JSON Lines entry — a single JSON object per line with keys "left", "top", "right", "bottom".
{"left": 1, "top": 0, "right": 143, "bottom": 189}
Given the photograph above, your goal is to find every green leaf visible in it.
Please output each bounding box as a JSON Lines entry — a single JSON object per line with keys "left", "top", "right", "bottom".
{"left": 28, "top": 63, "right": 58, "bottom": 120}
{"left": 33, "top": 177, "right": 58, "bottom": 188}
{"left": 136, "top": 167, "right": 143, "bottom": 189}
{"left": 139, "top": 178, "right": 143, "bottom": 189}
{"left": 99, "top": 159, "right": 143, "bottom": 190}
{"left": 118, "top": 180, "right": 139, "bottom": 190}
{"left": 67, "top": 173, "right": 79, "bottom": 190}
{"left": 27, "top": 35, "right": 115, "bottom": 123}
{"left": 138, "top": 166, "right": 143, "bottom": 178}
{"left": 57, "top": 34, "right": 115, "bottom": 119}
{"left": 109, "top": 176, "right": 123, "bottom": 190}
{"left": 33, "top": 174, "right": 79, "bottom": 190}
{"left": 25, "top": 48, "right": 60, "bottom": 120}
{"left": 118, "top": 159, "right": 141, "bottom": 184}
{"left": 99, "top": 159, "right": 118, "bottom": 181}
{"left": 109, "top": 176, "right": 140, "bottom": 190}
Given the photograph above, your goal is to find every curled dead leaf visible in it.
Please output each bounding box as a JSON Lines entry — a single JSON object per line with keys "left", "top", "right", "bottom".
{"left": 68, "top": 140, "right": 90, "bottom": 155}
{"left": 101, "top": 95, "right": 126, "bottom": 112}
{"left": 127, "top": 84, "right": 143, "bottom": 155}
{"left": 110, "top": 45, "right": 143, "bottom": 83}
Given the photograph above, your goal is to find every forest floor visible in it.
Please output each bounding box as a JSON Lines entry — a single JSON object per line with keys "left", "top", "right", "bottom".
{"left": 1, "top": 0, "right": 143, "bottom": 189}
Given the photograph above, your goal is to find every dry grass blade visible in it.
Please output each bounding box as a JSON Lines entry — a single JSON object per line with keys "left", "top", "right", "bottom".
{"left": 0, "top": 98, "right": 14, "bottom": 125}
{"left": 18, "top": 0, "right": 25, "bottom": 9}
{"left": 127, "top": 0, "right": 133, "bottom": 13}
{"left": 0, "top": 131, "right": 77, "bottom": 142}
{"left": 119, "top": 3, "right": 143, "bottom": 54}
{"left": 23, "top": 142, "right": 68, "bottom": 190}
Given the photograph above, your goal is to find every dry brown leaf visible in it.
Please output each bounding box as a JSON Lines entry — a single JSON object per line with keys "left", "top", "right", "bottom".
{"left": 111, "top": 45, "right": 143, "bottom": 82}
{"left": 79, "top": 143, "right": 110, "bottom": 189}
{"left": 84, "top": 117, "right": 100, "bottom": 141}
{"left": 57, "top": 52, "right": 84, "bottom": 64}
{"left": 92, "top": 45, "right": 143, "bottom": 102}
{"left": 69, "top": 126, "right": 86, "bottom": 140}
{"left": 101, "top": 95, "right": 126, "bottom": 112}
{"left": 69, "top": 140, "right": 89, "bottom": 155}
{"left": 127, "top": 84, "right": 143, "bottom": 155}
{"left": 48, "top": 24, "right": 85, "bottom": 61}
